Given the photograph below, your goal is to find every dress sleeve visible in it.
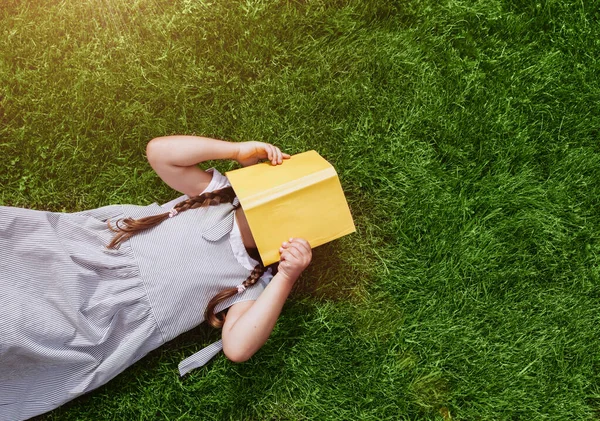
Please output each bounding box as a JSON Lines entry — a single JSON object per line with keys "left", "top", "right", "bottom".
{"left": 160, "top": 168, "right": 230, "bottom": 209}
{"left": 161, "top": 169, "right": 273, "bottom": 287}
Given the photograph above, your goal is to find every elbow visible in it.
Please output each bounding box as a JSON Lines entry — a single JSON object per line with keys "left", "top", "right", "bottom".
{"left": 225, "top": 353, "right": 251, "bottom": 364}
{"left": 146, "top": 137, "right": 165, "bottom": 167}
{"left": 223, "top": 345, "right": 255, "bottom": 363}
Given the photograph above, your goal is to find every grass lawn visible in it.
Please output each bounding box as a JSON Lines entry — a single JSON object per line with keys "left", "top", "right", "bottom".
{"left": 2, "top": 0, "right": 600, "bottom": 419}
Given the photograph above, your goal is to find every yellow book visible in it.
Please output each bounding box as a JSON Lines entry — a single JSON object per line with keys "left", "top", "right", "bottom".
{"left": 226, "top": 150, "right": 356, "bottom": 266}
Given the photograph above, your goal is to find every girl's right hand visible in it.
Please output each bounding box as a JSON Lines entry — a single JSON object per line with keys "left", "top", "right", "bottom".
{"left": 278, "top": 238, "right": 312, "bottom": 283}
{"left": 235, "top": 141, "right": 290, "bottom": 167}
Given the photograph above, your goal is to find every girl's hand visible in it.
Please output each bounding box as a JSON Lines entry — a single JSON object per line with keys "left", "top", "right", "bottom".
{"left": 278, "top": 238, "right": 312, "bottom": 283}
{"left": 235, "top": 141, "right": 290, "bottom": 167}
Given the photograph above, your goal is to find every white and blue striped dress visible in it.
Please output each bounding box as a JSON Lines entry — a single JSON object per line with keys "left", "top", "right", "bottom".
{"left": 0, "top": 169, "right": 272, "bottom": 421}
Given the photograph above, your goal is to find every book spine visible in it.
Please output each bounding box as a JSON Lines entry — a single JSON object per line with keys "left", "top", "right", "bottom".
{"left": 241, "top": 166, "right": 338, "bottom": 210}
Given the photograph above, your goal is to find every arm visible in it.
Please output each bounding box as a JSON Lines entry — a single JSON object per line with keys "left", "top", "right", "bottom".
{"left": 146, "top": 135, "right": 290, "bottom": 197}
{"left": 221, "top": 238, "right": 312, "bottom": 362}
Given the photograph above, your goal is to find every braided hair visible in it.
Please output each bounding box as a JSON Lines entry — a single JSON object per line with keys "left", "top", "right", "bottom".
{"left": 204, "top": 264, "right": 266, "bottom": 328}
{"left": 107, "top": 187, "right": 237, "bottom": 249}
{"left": 107, "top": 186, "right": 266, "bottom": 328}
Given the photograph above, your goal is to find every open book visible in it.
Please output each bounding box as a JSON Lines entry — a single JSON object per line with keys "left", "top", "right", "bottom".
{"left": 226, "top": 150, "right": 356, "bottom": 266}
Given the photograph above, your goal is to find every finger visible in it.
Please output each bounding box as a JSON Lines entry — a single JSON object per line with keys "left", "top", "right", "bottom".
{"left": 279, "top": 249, "right": 293, "bottom": 262}
{"left": 264, "top": 144, "right": 273, "bottom": 163}
{"left": 289, "top": 238, "right": 311, "bottom": 253}
{"left": 291, "top": 240, "right": 310, "bottom": 255}
{"left": 270, "top": 145, "right": 278, "bottom": 165}
{"left": 283, "top": 243, "right": 302, "bottom": 260}
{"left": 279, "top": 240, "right": 291, "bottom": 255}
{"left": 294, "top": 241, "right": 312, "bottom": 257}
{"left": 284, "top": 238, "right": 295, "bottom": 250}
{"left": 290, "top": 237, "right": 309, "bottom": 247}
{"left": 278, "top": 258, "right": 291, "bottom": 270}
{"left": 274, "top": 147, "right": 283, "bottom": 164}
{"left": 282, "top": 152, "right": 291, "bottom": 159}
{"left": 263, "top": 144, "right": 272, "bottom": 165}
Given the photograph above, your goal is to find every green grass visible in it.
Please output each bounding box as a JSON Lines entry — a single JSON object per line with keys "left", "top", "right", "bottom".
{"left": 2, "top": 0, "right": 600, "bottom": 419}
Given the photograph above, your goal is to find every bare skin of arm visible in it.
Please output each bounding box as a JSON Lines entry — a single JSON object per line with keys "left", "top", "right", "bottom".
{"left": 221, "top": 238, "right": 312, "bottom": 362}
{"left": 146, "top": 135, "right": 289, "bottom": 197}
{"left": 146, "top": 135, "right": 307, "bottom": 362}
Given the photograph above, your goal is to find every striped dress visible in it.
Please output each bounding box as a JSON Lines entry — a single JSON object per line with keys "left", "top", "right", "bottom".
{"left": 0, "top": 171, "right": 271, "bottom": 421}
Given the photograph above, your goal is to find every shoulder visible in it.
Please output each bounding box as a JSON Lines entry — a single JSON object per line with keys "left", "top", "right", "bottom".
{"left": 205, "top": 168, "right": 231, "bottom": 192}
{"left": 161, "top": 168, "right": 230, "bottom": 208}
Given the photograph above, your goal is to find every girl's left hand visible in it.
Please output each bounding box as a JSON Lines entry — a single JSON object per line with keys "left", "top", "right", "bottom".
{"left": 235, "top": 141, "right": 290, "bottom": 167}
{"left": 278, "top": 238, "right": 312, "bottom": 283}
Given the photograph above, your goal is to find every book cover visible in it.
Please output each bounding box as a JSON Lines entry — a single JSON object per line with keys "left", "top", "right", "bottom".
{"left": 226, "top": 150, "right": 356, "bottom": 265}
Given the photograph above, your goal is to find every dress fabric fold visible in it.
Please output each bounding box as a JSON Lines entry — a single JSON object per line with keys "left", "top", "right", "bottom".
{"left": 0, "top": 201, "right": 267, "bottom": 421}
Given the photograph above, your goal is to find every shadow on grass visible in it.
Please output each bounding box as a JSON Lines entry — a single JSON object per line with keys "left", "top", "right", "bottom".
{"left": 292, "top": 190, "right": 378, "bottom": 303}
{"left": 292, "top": 241, "right": 370, "bottom": 302}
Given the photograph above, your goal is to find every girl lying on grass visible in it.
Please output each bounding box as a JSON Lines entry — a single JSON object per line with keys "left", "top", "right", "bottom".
{"left": 0, "top": 136, "right": 312, "bottom": 421}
